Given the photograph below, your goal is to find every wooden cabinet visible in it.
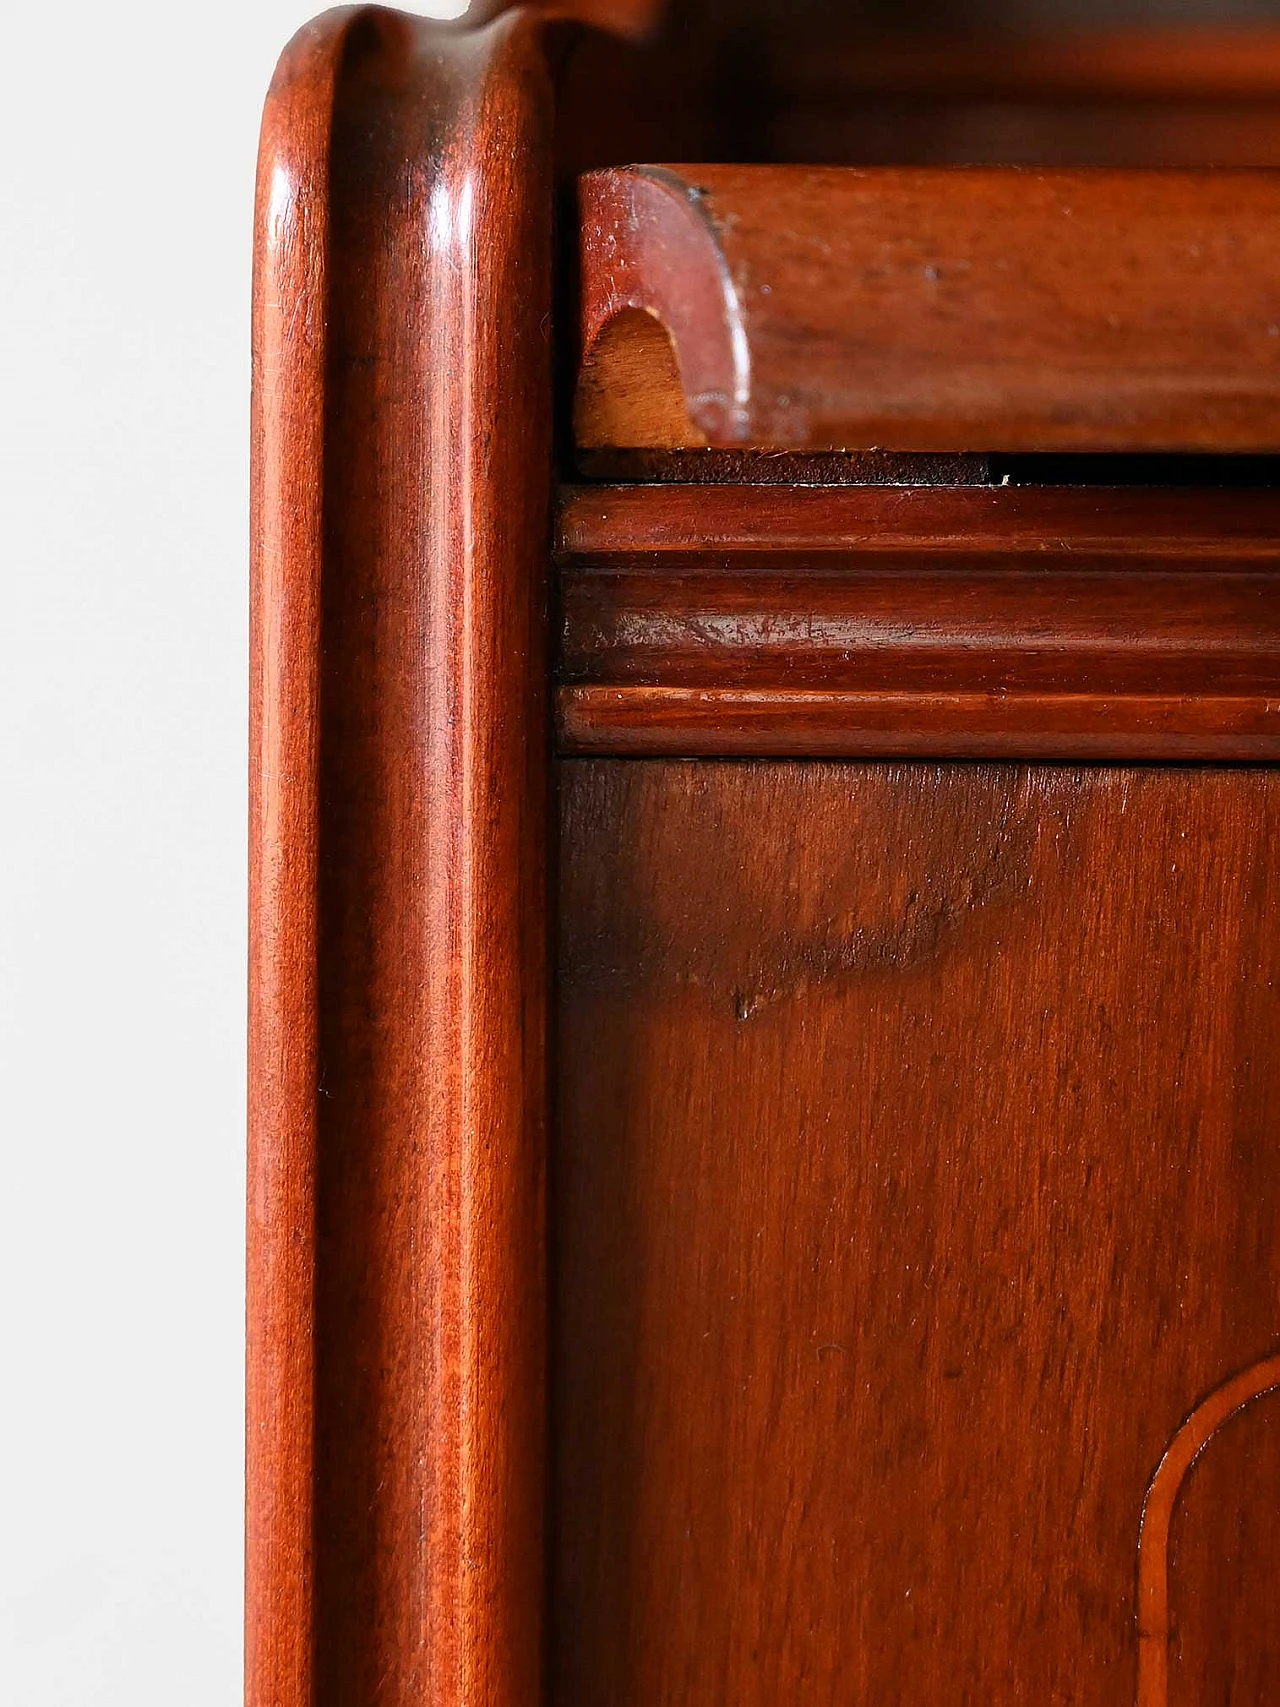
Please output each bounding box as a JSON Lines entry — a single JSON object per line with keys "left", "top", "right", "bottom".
{"left": 248, "top": 8, "right": 1280, "bottom": 1704}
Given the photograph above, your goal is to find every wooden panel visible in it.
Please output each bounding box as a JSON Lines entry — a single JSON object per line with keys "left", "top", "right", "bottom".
{"left": 248, "top": 9, "right": 554, "bottom": 1707}
{"left": 554, "top": 759, "right": 1280, "bottom": 1707}
{"left": 557, "top": 483, "right": 1280, "bottom": 759}
{"left": 551, "top": 20, "right": 1280, "bottom": 177}
{"left": 790, "top": 29, "right": 1280, "bottom": 102}
{"left": 1166, "top": 1388, "right": 1280, "bottom": 1707}
{"left": 576, "top": 166, "right": 1280, "bottom": 452}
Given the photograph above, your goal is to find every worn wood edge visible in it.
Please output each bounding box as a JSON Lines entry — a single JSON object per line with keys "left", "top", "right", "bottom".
{"left": 576, "top": 164, "right": 748, "bottom": 447}
{"left": 556, "top": 685, "right": 1280, "bottom": 759}
{"left": 249, "top": 9, "right": 554, "bottom": 1706}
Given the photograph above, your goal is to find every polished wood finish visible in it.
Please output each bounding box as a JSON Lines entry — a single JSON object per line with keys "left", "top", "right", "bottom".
{"left": 558, "top": 483, "right": 1280, "bottom": 758}
{"left": 252, "top": 8, "right": 1280, "bottom": 1704}
{"left": 555, "top": 757, "right": 1280, "bottom": 1707}
{"left": 769, "top": 28, "right": 1280, "bottom": 168}
{"left": 573, "top": 448, "right": 993, "bottom": 484}
{"left": 1139, "top": 1359, "right": 1280, "bottom": 1707}
{"left": 248, "top": 9, "right": 554, "bottom": 1707}
{"left": 804, "top": 29, "right": 1280, "bottom": 101}
{"left": 577, "top": 166, "right": 1280, "bottom": 452}
{"left": 553, "top": 19, "right": 1280, "bottom": 176}
{"left": 1164, "top": 1385, "right": 1280, "bottom": 1707}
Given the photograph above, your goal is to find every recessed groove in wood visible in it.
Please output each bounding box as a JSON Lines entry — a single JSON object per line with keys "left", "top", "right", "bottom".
{"left": 557, "top": 687, "right": 1280, "bottom": 760}
{"left": 556, "top": 483, "right": 1280, "bottom": 759}
{"left": 555, "top": 758, "right": 1280, "bottom": 1706}
{"left": 573, "top": 448, "right": 995, "bottom": 486}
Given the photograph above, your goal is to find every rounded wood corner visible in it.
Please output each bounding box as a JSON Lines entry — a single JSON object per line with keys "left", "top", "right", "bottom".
{"left": 577, "top": 165, "right": 750, "bottom": 448}
{"left": 1137, "top": 1354, "right": 1280, "bottom": 1707}
{"left": 250, "top": 8, "right": 560, "bottom": 1707}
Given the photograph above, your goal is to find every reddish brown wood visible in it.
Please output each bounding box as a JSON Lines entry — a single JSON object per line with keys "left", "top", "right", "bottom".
{"left": 559, "top": 685, "right": 1280, "bottom": 759}
{"left": 1164, "top": 1385, "right": 1280, "bottom": 1707}
{"left": 557, "top": 483, "right": 1280, "bottom": 758}
{"left": 1139, "top": 1360, "right": 1280, "bottom": 1707}
{"left": 573, "top": 448, "right": 993, "bottom": 484}
{"left": 576, "top": 166, "right": 1280, "bottom": 452}
{"left": 768, "top": 27, "right": 1280, "bottom": 169}
{"left": 248, "top": 9, "right": 554, "bottom": 1707}
{"left": 559, "top": 480, "right": 1280, "bottom": 559}
{"left": 251, "top": 12, "right": 1280, "bottom": 1706}
{"left": 473, "top": 0, "right": 667, "bottom": 37}
{"left": 554, "top": 757, "right": 1280, "bottom": 1707}
{"left": 801, "top": 28, "right": 1280, "bottom": 102}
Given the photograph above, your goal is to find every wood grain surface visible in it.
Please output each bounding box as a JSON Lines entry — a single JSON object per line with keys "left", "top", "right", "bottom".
{"left": 576, "top": 165, "right": 1280, "bottom": 452}
{"left": 1139, "top": 1359, "right": 1280, "bottom": 1707}
{"left": 557, "top": 483, "right": 1280, "bottom": 759}
{"left": 550, "top": 19, "right": 1280, "bottom": 178}
{"left": 248, "top": 9, "right": 554, "bottom": 1706}
{"left": 1164, "top": 1386, "right": 1280, "bottom": 1707}
{"left": 554, "top": 758, "right": 1280, "bottom": 1707}
{"left": 767, "top": 28, "right": 1280, "bottom": 169}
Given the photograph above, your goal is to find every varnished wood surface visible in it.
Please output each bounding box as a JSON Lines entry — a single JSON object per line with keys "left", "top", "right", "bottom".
{"left": 554, "top": 758, "right": 1280, "bottom": 1707}
{"left": 1139, "top": 1360, "right": 1280, "bottom": 1707}
{"left": 576, "top": 166, "right": 1280, "bottom": 452}
{"left": 800, "top": 29, "right": 1280, "bottom": 101}
{"left": 248, "top": 9, "right": 553, "bottom": 1707}
{"left": 1164, "top": 1386, "right": 1280, "bottom": 1707}
{"left": 770, "top": 28, "right": 1280, "bottom": 169}
{"left": 551, "top": 20, "right": 1280, "bottom": 176}
{"left": 559, "top": 481, "right": 1280, "bottom": 556}
{"left": 557, "top": 483, "right": 1280, "bottom": 758}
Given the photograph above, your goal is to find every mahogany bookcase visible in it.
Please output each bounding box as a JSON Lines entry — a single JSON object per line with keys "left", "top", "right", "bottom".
{"left": 249, "top": 6, "right": 1280, "bottom": 1703}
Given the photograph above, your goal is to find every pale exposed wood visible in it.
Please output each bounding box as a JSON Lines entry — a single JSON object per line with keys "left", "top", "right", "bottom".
{"left": 574, "top": 308, "right": 699, "bottom": 449}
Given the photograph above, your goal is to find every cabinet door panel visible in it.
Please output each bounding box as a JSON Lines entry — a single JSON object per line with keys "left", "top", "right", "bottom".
{"left": 554, "top": 760, "right": 1280, "bottom": 1706}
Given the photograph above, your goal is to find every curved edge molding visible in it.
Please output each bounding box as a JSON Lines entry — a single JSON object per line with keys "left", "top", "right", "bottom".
{"left": 1137, "top": 1354, "right": 1280, "bottom": 1707}
{"left": 573, "top": 164, "right": 1280, "bottom": 454}
{"left": 249, "top": 8, "right": 559, "bottom": 1705}
{"left": 576, "top": 165, "right": 751, "bottom": 447}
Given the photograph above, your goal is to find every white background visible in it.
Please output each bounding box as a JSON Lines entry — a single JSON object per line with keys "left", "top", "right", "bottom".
{"left": 0, "top": 2, "right": 464, "bottom": 1702}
